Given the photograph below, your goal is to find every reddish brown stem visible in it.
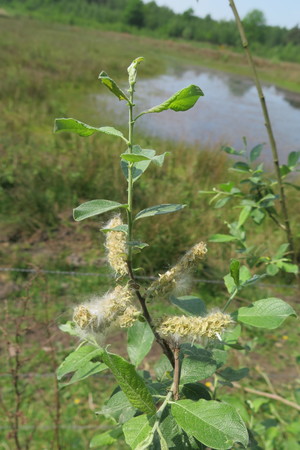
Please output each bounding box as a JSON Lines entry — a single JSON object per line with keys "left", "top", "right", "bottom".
{"left": 172, "top": 345, "right": 181, "bottom": 401}
{"left": 127, "top": 262, "right": 175, "bottom": 368}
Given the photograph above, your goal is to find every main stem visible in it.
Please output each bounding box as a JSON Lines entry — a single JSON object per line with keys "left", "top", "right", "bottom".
{"left": 126, "top": 83, "right": 175, "bottom": 368}
{"left": 229, "top": 0, "right": 294, "bottom": 259}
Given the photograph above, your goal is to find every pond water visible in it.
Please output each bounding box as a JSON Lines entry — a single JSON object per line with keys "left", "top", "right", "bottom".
{"left": 96, "top": 66, "right": 300, "bottom": 162}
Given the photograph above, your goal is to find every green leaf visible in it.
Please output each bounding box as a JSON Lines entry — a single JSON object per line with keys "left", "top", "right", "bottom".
{"left": 288, "top": 151, "right": 300, "bottom": 167}
{"left": 154, "top": 355, "right": 173, "bottom": 381}
{"left": 158, "top": 406, "right": 203, "bottom": 449}
{"left": 54, "top": 118, "right": 127, "bottom": 141}
{"left": 223, "top": 274, "right": 236, "bottom": 295}
{"left": 172, "top": 399, "right": 248, "bottom": 449}
{"left": 274, "top": 243, "right": 289, "bottom": 259}
{"left": 279, "top": 262, "right": 299, "bottom": 274}
{"left": 57, "top": 345, "right": 103, "bottom": 381}
{"left": 59, "top": 361, "right": 107, "bottom": 388}
{"left": 218, "top": 367, "right": 249, "bottom": 382}
{"left": 90, "top": 427, "right": 122, "bottom": 448}
{"left": 238, "top": 205, "right": 252, "bottom": 228}
{"left": 222, "top": 146, "right": 245, "bottom": 156}
{"left": 73, "top": 199, "right": 127, "bottom": 221}
{"left": 121, "top": 153, "right": 151, "bottom": 163}
{"left": 101, "top": 224, "right": 128, "bottom": 234}
{"left": 128, "top": 56, "right": 144, "bottom": 86}
{"left": 127, "top": 321, "right": 154, "bottom": 367}
{"left": 280, "top": 164, "right": 291, "bottom": 177}
{"left": 266, "top": 264, "right": 280, "bottom": 276}
{"left": 234, "top": 298, "right": 297, "bottom": 329}
{"left": 135, "top": 204, "right": 185, "bottom": 220}
{"left": 170, "top": 295, "right": 206, "bottom": 316}
{"left": 250, "top": 144, "right": 264, "bottom": 162}
{"left": 121, "top": 147, "right": 155, "bottom": 182}
{"left": 182, "top": 383, "right": 211, "bottom": 401}
{"left": 98, "top": 388, "right": 136, "bottom": 424}
{"left": 209, "top": 234, "right": 239, "bottom": 243}
{"left": 123, "top": 414, "right": 155, "bottom": 450}
{"left": 251, "top": 208, "right": 265, "bottom": 224}
{"left": 230, "top": 259, "right": 240, "bottom": 287}
{"left": 100, "top": 350, "right": 156, "bottom": 414}
{"left": 214, "top": 197, "right": 230, "bottom": 209}
{"left": 58, "top": 321, "right": 78, "bottom": 336}
{"left": 180, "top": 350, "right": 218, "bottom": 383}
{"left": 140, "top": 85, "right": 203, "bottom": 115}
{"left": 98, "top": 71, "right": 129, "bottom": 101}
{"left": 233, "top": 161, "right": 251, "bottom": 172}
{"left": 239, "top": 266, "right": 251, "bottom": 284}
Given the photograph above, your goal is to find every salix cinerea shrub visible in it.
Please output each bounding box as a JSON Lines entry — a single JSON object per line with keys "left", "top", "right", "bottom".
{"left": 54, "top": 58, "right": 296, "bottom": 450}
{"left": 199, "top": 139, "right": 299, "bottom": 277}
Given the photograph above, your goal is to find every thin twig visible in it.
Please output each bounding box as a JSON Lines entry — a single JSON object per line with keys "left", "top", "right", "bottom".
{"left": 229, "top": 0, "right": 294, "bottom": 260}
{"left": 233, "top": 382, "right": 300, "bottom": 411}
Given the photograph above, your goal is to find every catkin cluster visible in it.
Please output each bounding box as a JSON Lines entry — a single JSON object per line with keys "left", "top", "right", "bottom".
{"left": 156, "top": 311, "right": 233, "bottom": 343}
{"left": 73, "top": 285, "right": 140, "bottom": 338}
{"left": 105, "top": 215, "right": 128, "bottom": 277}
{"left": 147, "top": 242, "right": 207, "bottom": 299}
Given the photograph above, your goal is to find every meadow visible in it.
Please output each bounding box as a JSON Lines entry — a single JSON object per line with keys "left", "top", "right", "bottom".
{"left": 0, "top": 15, "right": 299, "bottom": 449}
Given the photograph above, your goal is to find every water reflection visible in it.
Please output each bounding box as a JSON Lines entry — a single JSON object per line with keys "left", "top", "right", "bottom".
{"left": 95, "top": 67, "right": 300, "bottom": 162}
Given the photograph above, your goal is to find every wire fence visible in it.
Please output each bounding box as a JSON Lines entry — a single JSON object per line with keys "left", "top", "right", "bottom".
{"left": 0, "top": 266, "right": 298, "bottom": 289}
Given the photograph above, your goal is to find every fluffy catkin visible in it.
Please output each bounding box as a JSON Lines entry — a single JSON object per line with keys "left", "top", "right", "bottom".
{"left": 147, "top": 242, "right": 207, "bottom": 299}
{"left": 156, "top": 311, "right": 233, "bottom": 343}
{"left": 73, "top": 285, "right": 134, "bottom": 335}
{"left": 105, "top": 215, "right": 128, "bottom": 277}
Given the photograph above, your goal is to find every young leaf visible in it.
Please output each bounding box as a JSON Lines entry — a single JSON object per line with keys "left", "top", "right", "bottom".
{"left": 100, "top": 350, "right": 156, "bottom": 414}
{"left": 250, "top": 143, "right": 264, "bottom": 162}
{"left": 222, "top": 146, "right": 245, "bottom": 156}
{"left": 274, "top": 243, "right": 289, "bottom": 259}
{"left": 238, "top": 205, "right": 252, "bottom": 228}
{"left": 139, "top": 85, "right": 203, "bottom": 116}
{"left": 288, "top": 150, "right": 300, "bottom": 168}
{"left": 223, "top": 274, "right": 236, "bottom": 295}
{"left": 170, "top": 295, "right": 206, "bottom": 316}
{"left": 172, "top": 399, "right": 249, "bottom": 449}
{"left": 128, "top": 56, "right": 144, "bottom": 86}
{"left": 73, "top": 199, "right": 128, "bottom": 221}
{"left": 135, "top": 204, "right": 185, "bottom": 220}
{"left": 234, "top": 298, "right": 297, "bottom": 329}
{"left": 127, "top": 321, "right": 154, "bottom": 367}
{"left": 121, "top": 147, "right": 156, "bottom": 182}
{"left": 230, "top": 259, "right": 240, "bottom": 287}
{"left": 123, "top": 414, "right": 155, "bottom": 450}
{"left": 233, "top": 161, "right": 251, "bottom": 172}
{"left": 98, "top": 71, "right": 129, "bottom": 102}
{"left": 57, "top": 345, "right": 103, "bottom": 381}
{"left": 54, "top": 118, "right": 127, "bottom": 141}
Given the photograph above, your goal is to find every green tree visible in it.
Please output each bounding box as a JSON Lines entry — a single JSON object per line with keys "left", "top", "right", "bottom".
{"left": 124, "top": 0, "right": 144, "bottom": 28}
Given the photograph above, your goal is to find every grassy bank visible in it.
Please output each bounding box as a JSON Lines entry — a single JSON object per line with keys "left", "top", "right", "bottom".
{"left": 1, "top": 15, "right": 300, "bottom": 277}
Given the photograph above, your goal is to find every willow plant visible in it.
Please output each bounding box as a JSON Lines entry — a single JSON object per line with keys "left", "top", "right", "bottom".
{"left": 228, "top": 0, "right": 295, "bottom": 261}
{"left": 54, "top": 58, "right": 296, "bottom": 449}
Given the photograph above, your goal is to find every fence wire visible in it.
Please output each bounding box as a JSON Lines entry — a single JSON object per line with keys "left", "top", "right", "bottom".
{"left": 0, "top": 266, "right": 298, "bottom": 289}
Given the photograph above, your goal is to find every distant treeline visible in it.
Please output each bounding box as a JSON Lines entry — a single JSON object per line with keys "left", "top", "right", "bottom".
{"left": 3, "top": 0, "right": 300, "bottom": 63}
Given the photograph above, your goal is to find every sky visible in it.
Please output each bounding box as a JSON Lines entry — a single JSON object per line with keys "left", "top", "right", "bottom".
{"left": 144, "top": 0, "right": 300, "bottom": 29}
